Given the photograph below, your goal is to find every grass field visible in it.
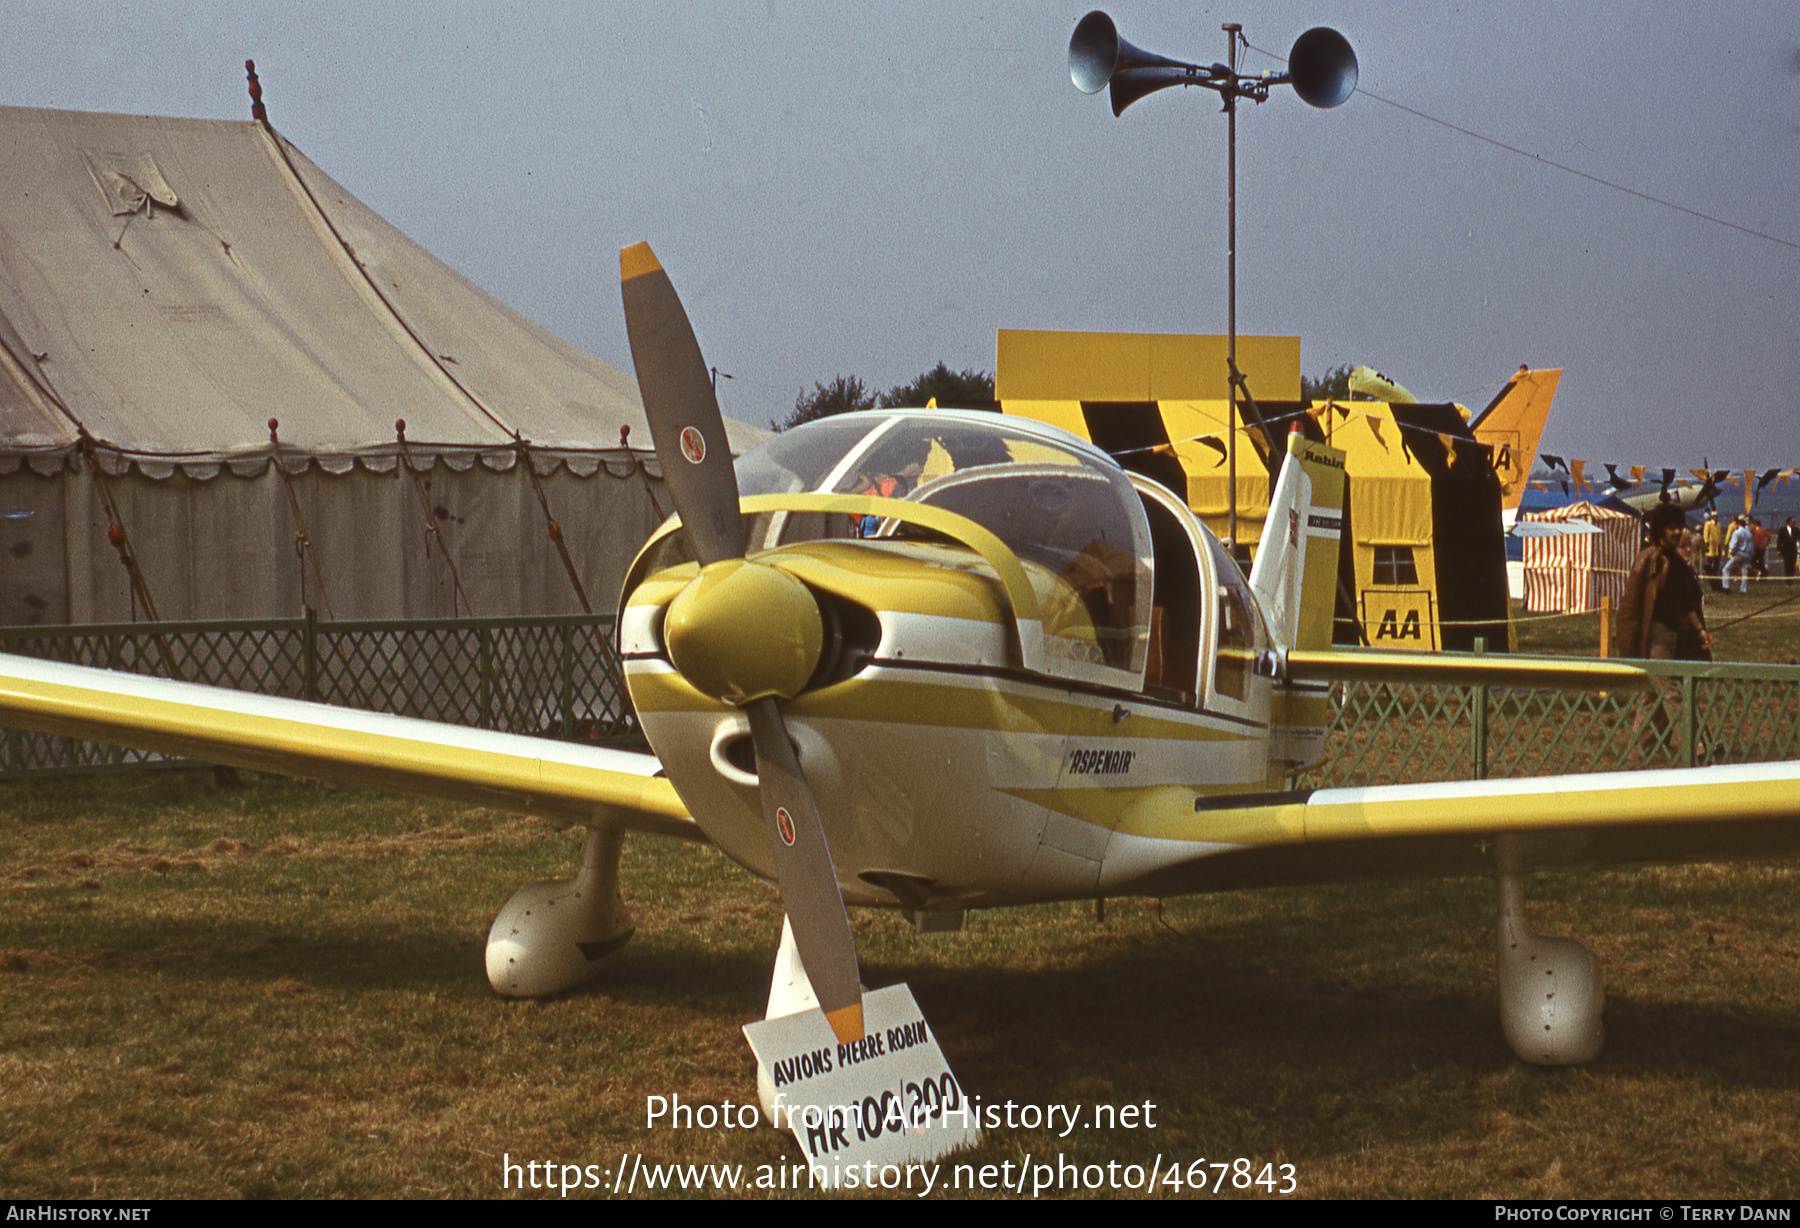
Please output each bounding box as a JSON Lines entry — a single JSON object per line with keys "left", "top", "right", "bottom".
{"left": 2, "top": 604, "right": 1798, "bottom": 1199}
{"left": 5, "top": 771, "right": 1800, "bottom": 1199}
{"left": 1518, "top": 586, "right": 1800, "bottom": 664}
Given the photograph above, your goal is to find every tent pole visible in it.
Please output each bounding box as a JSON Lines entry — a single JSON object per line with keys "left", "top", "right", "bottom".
{"left": 76, "top": 429, "right": 180, "bottom": 678}
{"left": 267, "top": 419, "right": 336, "bottom": 620}
{"left": 515, "top": 434, "right": 594, "bottom": 616}
{"left": 396, "top": 419, "right": 475, "bottom": 618}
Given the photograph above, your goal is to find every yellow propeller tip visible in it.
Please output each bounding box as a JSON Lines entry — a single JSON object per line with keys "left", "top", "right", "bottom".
{"left": 825, "top": 1002, "right": 865, "bottom": 1045}
{"left": 620, "top": 242, "right": 662, "bottom": 283}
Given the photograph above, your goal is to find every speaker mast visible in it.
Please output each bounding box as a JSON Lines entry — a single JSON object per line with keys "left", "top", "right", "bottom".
{"left": 1069, "top": 12, "right": 1357, "bottom": 551}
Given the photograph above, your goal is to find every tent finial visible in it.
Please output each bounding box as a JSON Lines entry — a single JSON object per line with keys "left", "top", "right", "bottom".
{"left": 246, "top": 60, "right": 267, "bottom": 123}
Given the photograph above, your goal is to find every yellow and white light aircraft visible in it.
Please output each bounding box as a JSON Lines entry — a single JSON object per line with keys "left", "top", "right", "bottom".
{"left": 3, "top": 244, "right": 1799, "bottom": 1071}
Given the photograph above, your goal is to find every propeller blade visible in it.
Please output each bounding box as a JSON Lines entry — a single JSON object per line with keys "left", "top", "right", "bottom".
{"left": 745, "top": 697, "right": 864, "bottom": 1043}
{"left": 620, "top": 242, "right": 744, "bottom": 566}
{"left": 620, "top": 242, "right": 864, "bottom": 1042}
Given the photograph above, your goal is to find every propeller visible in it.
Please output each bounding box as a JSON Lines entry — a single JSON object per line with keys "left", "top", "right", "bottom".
{"left": 620, "top": 242, "right": 865, "bottom": 1044}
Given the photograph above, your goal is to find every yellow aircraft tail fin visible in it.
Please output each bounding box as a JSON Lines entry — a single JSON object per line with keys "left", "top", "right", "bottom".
{"left": 1472, "top": 367, "right": 1561, "bottom": 511}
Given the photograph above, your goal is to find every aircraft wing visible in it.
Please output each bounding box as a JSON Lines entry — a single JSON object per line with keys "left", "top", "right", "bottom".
{"left": 1110, "top": 762, "right": 1800, "bottom": 895}
{"left": 0, "top": 654, "right": 697, "bottom": 839}
{"left": 1282, "top": 648, "right": 1648, "bottom": 690}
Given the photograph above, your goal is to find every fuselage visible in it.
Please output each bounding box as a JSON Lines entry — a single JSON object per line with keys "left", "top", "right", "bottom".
{"left": 619, "top": 410, "right": 1284, "bottom": 911}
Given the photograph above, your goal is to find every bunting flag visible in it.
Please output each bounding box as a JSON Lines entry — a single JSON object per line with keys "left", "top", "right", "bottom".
{"left": 1513, "top": 458, "right": 1800, "bottom": 513}
{"left": 1272, "top": 396, "right": 1798, "bottom": 515}
{"left": 1514, "top": 454, "right": 1798, "bottom": 503}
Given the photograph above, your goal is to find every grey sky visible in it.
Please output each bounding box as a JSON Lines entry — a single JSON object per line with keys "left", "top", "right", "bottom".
{"left": 4, "top": 1, "right": 1796, "bottom": 465}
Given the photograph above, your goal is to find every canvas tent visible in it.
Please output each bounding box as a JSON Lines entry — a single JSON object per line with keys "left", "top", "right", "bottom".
{"left": 1519, "top": 502, "right": 1639, "bottom": 613}
{"left": 0, "top": 105, "right": 761, "bottom": 626}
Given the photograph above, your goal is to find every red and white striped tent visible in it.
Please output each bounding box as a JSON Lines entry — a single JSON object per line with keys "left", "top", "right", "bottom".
{"left": 1520, "top": 502, "right": 1641, "bottom": 613}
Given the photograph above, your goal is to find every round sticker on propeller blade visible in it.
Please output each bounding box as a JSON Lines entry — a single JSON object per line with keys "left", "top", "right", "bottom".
{"left": 679, "top": 426, "right": 706, "bottom": 465}
{"left": 775, "top": 806, "right": 797, "bottom": 846}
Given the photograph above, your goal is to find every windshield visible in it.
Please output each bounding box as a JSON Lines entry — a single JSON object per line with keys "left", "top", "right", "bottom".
{"left": 736, "top": 412, "right": 1154, "bottom": 678}
{"left": 736, "top": 418, "right": 888, "bottom": 498}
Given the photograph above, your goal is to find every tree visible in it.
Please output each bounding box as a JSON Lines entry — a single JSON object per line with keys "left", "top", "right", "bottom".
{"left": 775, "top": 363, "right": 998, "bottom": 430}
{"left": 878, "top": 362, "right": 995, "bottom": 410}
{"left": 1301, "top": 363, "right": 1354, "bottom": 403}
{"left": 779, "top": 375, "right": 876, "bottom": 430}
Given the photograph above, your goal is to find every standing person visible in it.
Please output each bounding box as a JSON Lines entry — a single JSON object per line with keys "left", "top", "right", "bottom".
{"left": 1619, "top": 503, "right": 1713, "bottom": 764}
{"left": 1722, "top": 516, "right": 1754, "bottom": 593}
{"left": 1751, "top": 516, "right": 1771, "bottom": 581}
{"left": 1620, "top": 504, "right": 1713, "bottom": 660}
{"left": 1780, "top": 516, "right": 1798, "bottom": 581}
{"left": 1702, "top": 510, "right": 1724, "bottom": 591}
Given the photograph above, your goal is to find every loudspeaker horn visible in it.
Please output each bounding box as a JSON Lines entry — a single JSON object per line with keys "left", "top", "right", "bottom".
{"left": 1069, "top": 10, "right": 1217, "bottom": 117}
{"left": 1287, "top": 27, "right": 1358, "bottom": 108}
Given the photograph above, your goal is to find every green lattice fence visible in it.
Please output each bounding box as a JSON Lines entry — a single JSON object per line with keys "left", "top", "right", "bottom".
{"left": 0, "top": 611, "right": 628, "bottom": 778}
{"left": 6, "top": 619, "right": 1799, "bottom": 786}
{"left": 1295, "top": 659, "right": 1800, "bottom": 789}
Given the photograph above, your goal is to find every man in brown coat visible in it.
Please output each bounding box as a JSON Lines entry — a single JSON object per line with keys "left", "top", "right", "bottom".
{"left": 1619, "top": 503, "right": 1712, "bottom": 763}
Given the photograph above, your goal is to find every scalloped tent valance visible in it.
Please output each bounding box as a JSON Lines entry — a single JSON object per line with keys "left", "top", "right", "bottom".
{"left": 0, "top": 446, "right": 666, "bottom": 482}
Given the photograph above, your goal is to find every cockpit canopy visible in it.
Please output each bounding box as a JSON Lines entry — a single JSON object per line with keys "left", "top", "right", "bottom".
{"left": 737, "top": 410, "right": 1155, "bottom": 682}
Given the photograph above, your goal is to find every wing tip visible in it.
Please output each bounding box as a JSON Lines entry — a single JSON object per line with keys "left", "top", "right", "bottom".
{"left": 620, "top": 241, "right": 662, "bottom": 283}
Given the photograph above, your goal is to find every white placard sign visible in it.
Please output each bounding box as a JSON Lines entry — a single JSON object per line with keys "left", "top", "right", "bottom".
{"left": 743, "top": 984, "right": 979, "bottom": 1183}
